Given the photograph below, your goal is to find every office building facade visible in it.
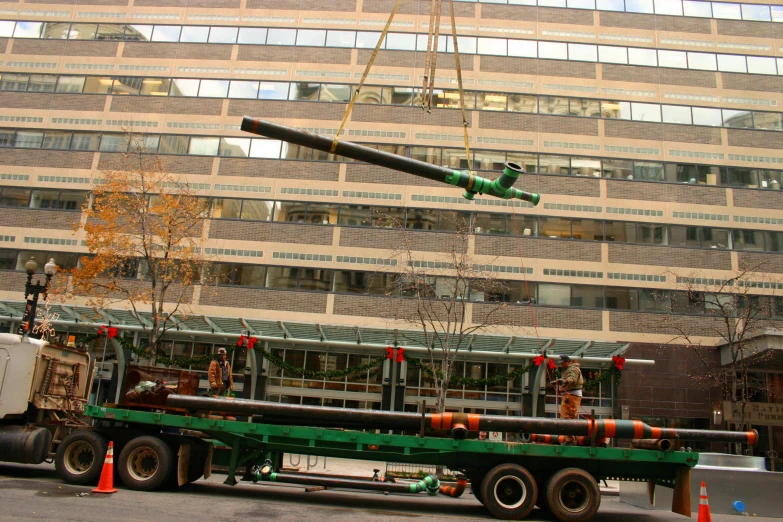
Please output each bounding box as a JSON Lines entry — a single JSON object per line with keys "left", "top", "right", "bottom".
{"left": 0, "top": 0, "right": 781, "bottom": 463}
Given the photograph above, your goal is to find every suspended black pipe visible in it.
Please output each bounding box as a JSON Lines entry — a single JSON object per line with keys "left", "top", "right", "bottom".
{"left": 240, "top": 117, "right": 540, "bottom": 204}
{"left": 167, "top": 395, "right": 758, "bottom": 445}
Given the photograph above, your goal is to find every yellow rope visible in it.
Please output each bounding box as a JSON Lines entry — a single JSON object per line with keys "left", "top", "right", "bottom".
{"left": 421, "top": 0, "right": 438, "bottom": 102}
{"left": 330, "top": 0, "right": 404, "bottom": 154}
{"left": 426, "top": 0, "right": 443, "bottom": 110}
{"left": 448, "top": 0, "right": 473, "bottom": 177}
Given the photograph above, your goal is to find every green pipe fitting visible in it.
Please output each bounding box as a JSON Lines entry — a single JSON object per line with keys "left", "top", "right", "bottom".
{"left": 456, "top": 163, "right": 540, "bottom": 205}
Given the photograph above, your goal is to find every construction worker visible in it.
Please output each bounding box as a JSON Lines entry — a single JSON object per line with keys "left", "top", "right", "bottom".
{"left": 554, "top": 355, "right": 583, "bottom": 444}
{"left": 208, "top": 347, "right": 233, "bottom": 397}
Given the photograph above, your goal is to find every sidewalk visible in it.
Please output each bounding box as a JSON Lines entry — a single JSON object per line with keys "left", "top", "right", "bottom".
{"left": 281, "top": 455, "right": 621, "bottom": 495}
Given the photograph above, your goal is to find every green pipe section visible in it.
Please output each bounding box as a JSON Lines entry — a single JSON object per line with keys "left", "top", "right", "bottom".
{"left": 445, "top": 163, "right": 540, "bottom": 205}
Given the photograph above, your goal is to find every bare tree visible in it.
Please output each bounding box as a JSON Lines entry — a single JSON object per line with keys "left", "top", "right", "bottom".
{"left": 62, "top": 131, "right": 209, "bottom": 356}
{"left": 384, "top": 213, "right": 519, "bottom": 413}
{"left": 660, "top": 262, "right": 783, "bottom": 435}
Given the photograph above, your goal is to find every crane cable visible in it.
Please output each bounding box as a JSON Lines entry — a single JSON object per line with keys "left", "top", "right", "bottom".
{"left": 330, "top": 0, "right": 404, "bottom": 155}
{"left": 447, "top": 0, "right": 473, "bottom": 180}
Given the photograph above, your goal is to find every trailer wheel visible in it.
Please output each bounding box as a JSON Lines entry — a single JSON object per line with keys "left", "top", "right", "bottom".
{"left": 545, "top": 468, "right": 601, "bottom": 522}
{"left": 469, "top": 473, "right": 486, "bottom": 505}
{"left": 118, "top": 436, "right": 175, "bottom": 491}
{"left": 55, "top": 430, "right": 108, "bottom": 485}
{"left": 480, "top": 463, "right": 537, "bottom": 520}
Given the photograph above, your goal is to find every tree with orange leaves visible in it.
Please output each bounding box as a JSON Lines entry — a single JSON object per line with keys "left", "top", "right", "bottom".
{"left": 68, "top": 132, "right": 208, "bottom": 356}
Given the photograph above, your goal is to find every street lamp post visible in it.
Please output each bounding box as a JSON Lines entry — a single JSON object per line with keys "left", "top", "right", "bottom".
{"left": 17, "top": 257, "right": 57, "bottom": 337}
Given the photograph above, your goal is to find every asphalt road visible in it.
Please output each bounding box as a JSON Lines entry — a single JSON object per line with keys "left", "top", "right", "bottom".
{"left": 0, "top": 462, "right": 776, "bottom": 522}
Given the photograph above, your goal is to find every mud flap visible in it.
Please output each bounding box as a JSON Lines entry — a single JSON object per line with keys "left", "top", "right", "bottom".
{"left": 203, "top": 443, "right": 213, "bottom": 480}
{"left": 178, "top": 443, "right": 192, "bottom": 487}
{"left": 647, "top": 481, "right": 656, "bottom": 506}
{"left": 671, "top": 466, "right": 692, "bottom": 517}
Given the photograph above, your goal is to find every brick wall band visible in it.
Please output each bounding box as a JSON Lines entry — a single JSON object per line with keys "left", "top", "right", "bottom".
{"left": 333, "top": 294, "right": 462, "bottom": 321}
{"left": 0, "top": 208, "right": 80, "bottom": 230}
{"left": 604, "top": 120, "right": 722, "bottom": 145}
{"left": 475, "top": 236, "right": 602, "bottom": 261}
{"left": 721, "top": 73, "right": 780, "bottom": 93}
{"left": 608, "top": 243, "right": 732, "bottom": 269}
{"left": 732, "top": 189, "right": 783, "bottom": 210}
{"left": 479, "top": 5, "right": 592, "bottom": 24}
{"left": 610, "top": 311, "right": 725, "bottom": 337}
{"left": 339, "top": 227, "right": 468, "bottom": 253}
{"left": 736, "top": 252, "right": 783, "bottom": 274}
{"left": 602, "top": 64, "right": 717, "bottom": 88}
{"left": 0, "top": 149, "right": 93, "bottom": 170}
{"left": 218, "top": 158, "right": 340, "bottom": 181}
{"left": 238, "top": 46, "right": 352, "bottom": 64}
{"left": 11, "top": 40, "right": 118, "bottom": 57}
{"left": 227, "top": 99, "right": 349, "bottom": 121}
{"left": 135, "top": 0, "right": 240, "bottom": 6}
{"left": 525, "top": 175, "right": 601, "bottom": 197}
{"left": 122, "top": 43, "right": 232, "bottom": 61}
{"left": 351, "top": 104, "right": 471, "bottom": 127}
{"left": 606, "top": 180, "right": 727, "bottom": 206}
{"left": 598, "top": 12, "right": 711, "bottom": 33}
{"left": 716, "top": 19, "right": 775, "bottom": 39}
{"left": 479, "top": 112, "right": 600, "bottom": 137}
{"left": 727, "top": 129, "right": 783, "bottom": 150}
{"left": 356, "top": 50, "right": 473, "bottom": 71}
{"left": 0, "top": 92, "right": 106, "bottom": 112}
{"left": 109, "top": 96, "right": 223, "bottom": 116}
{"left": 362, "top": 0, "right": 473, "bottom": 16}
{"left": 98, "top": 153, "right": 214, "bottom": 176}
{"left": 345, "top": 164, "right": 442, "bottom": 187}
{"left": 26, "top": 0, "right": 127, "bottom": 3}
{"left": 209, "top": 220, "right": 334, "bottom": 245}
{"left": 480, "top": 56, "right": 597, "bottom": 79}
{"left": 0, "top": 38, "right": 7, "bottom": 54}
{"left": 472, "top": 303, "right": 603, "bottom": 330}
{"left": 617, "top": 342, "right": 719, "bottom": 420}
{"left": 200, "top": 286, "right": 328, "bottom": 313}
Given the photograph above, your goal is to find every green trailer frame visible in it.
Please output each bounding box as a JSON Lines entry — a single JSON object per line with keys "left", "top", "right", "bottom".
{"left": 85, "top": 404, "right": 696, "bottom": 519}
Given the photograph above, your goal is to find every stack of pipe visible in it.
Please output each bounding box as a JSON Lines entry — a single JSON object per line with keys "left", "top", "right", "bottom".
{"left": 167, "top": 395, "right": 758, "bottom": 445}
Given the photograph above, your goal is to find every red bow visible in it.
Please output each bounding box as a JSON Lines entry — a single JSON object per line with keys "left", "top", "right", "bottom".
{"left": 396, "top": 347, "right": 405, "bottom": 363}
{"left": 247, "top": 337, "right": 257, "bottom": 350}
{"left": 107, "top": 327, "right": 118, "bottom": 339}
{"left": 237, "top": 334, "right": 247, "bottom": 347}
{"left": 547, "top": 358, "right": 557, "bottom": 370}
{"left": 386, "top": 346, "right": 394, "bottom": 360}
{"left": 612, "top": 355, "right": 625, "bottom": 371}
{"left": 97, "top": 325, "right": 106, "bottom": 336}
{"left": 533, "top": 355, "right": 545, "bottom": 366}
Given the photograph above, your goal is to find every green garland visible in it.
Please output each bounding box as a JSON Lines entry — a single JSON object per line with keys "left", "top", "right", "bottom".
{"left": 78, "top": 331, "right": 386, "bottom": 379}
{"left": 403, "top": 354, "right": 535, "bottom": 387}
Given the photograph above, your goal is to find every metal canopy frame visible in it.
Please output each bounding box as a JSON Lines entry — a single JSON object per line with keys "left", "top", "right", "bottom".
{"left": 0, "top": 300, "right": 633, "bottom": 364}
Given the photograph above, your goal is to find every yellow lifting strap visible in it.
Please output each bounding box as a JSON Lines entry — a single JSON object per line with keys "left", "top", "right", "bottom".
{"left": 447, "top": 0, "right": 473, "bottom": 177}
{"left": 330, "top": 0, "right": 404, "bottom": 154}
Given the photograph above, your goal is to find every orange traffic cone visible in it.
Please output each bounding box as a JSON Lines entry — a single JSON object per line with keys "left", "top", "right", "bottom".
{"left": 92, "top": 441, "right": 118, "bottom": 494}
{"left": 697, "top": 482, "right": 712, "bottom": 522}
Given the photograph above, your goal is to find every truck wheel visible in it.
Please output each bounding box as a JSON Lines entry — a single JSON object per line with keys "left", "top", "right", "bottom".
{"left": 480, "top": 463, "right": 537, "bottom": 520}
{"left": 55, "top": 431, "right": 108, "bottom": 485}
{"left": 545, "top": 468, "right": 601, "bottom": 522}
{"left": 118, "top": 436, "right": 175, "bottom": 491}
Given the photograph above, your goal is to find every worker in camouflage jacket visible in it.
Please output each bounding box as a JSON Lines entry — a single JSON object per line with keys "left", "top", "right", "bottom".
{"left": 555, "top": 355, "right": 584, "bottom": 443}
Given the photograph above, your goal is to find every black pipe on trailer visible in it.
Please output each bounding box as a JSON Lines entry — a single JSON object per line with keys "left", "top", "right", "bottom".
{"left": 253, "top": 467, "right": 440, "bottom": 495}
{"left": 167, "top": 394, "right": 759, "bottom": 445}
{"left": 240, "top": 117, "right": 540, "bottom": 204}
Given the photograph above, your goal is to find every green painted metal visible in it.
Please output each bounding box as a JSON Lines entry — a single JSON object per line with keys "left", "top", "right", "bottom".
{"left": 87, "top": 405, "right": 698, "bottom": 487}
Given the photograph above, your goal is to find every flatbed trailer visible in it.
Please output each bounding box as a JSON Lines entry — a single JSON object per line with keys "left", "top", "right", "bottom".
{"left": 66, "top": 404, "right": 698, "bottom": 522}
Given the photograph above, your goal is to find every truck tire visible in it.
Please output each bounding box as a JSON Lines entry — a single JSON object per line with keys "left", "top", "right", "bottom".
{"left": 480, "top": 463, "right": 537, "bottom": 520}
{"left": 117, "top": 436, "right": 175, "bottom": 491}
{"left": 545, "top": 468, "right": 601, "bottom": 522}
{"left": 55, "top": 430, "right": 108, "bottom": 485}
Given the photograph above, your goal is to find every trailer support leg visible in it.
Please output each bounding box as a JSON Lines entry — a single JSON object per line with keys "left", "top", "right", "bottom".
{"left": 224, "top": 436, "right": 242, "bottom": 486}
